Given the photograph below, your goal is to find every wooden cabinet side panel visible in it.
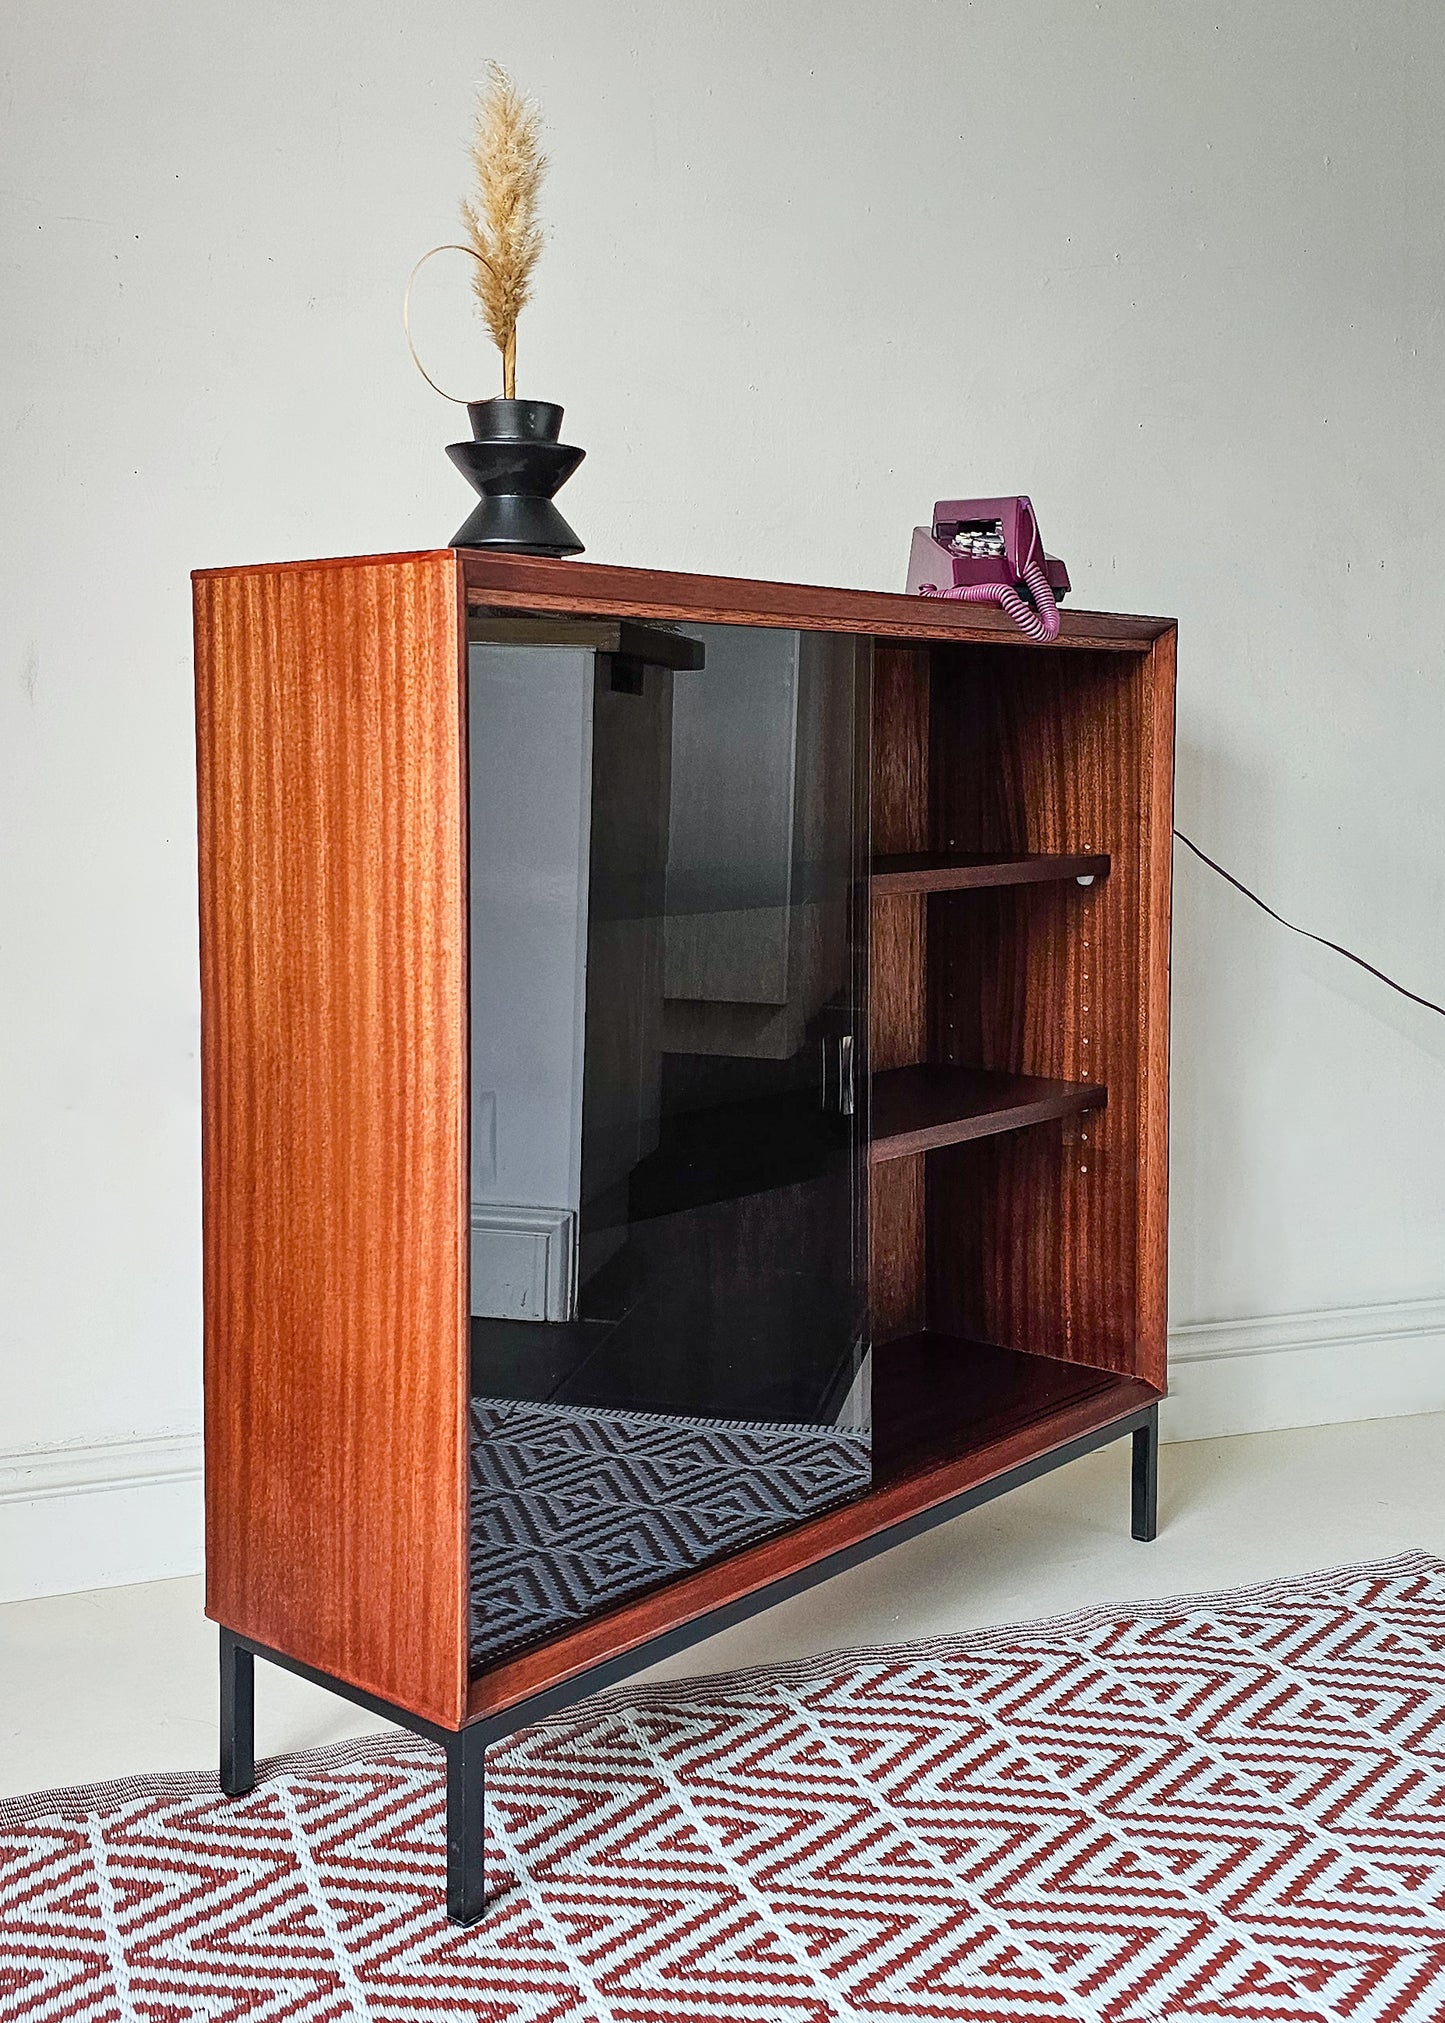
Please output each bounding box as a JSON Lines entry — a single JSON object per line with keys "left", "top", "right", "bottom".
{"left": 194, "top": 552, "right": 469, "bottom": 1727}
{"left": 1136, "top": 627, "right": 1176, "bottom": 1385}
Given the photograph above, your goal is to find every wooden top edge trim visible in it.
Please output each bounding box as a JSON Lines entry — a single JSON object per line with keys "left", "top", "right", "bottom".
{"left": 464, "top": 1375, "right": 1159, "bottom": 1723}
{"left": 464, "top": 590, "right": 1168, "bottom": 649}
{"left": 191, "top": 549, "right": 456, "bottom": 582}
{"left": 462, "top": 555, "right": 1173, "bottom": 647}
{"left": 189, "top": 549, "right": 1174, "bottom": 647}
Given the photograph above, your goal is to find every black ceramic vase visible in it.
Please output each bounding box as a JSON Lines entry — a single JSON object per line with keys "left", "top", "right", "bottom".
{"left": 446, "top": 398, "right": 585, "bottom": 555}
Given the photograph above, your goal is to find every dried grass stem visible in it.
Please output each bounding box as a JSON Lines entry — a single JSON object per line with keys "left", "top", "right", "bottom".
{"left": 460, "top": 63, "right": 546, "bottom": 398}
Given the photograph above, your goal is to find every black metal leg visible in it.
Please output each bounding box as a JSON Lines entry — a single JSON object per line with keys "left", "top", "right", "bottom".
{"left": 1131, "top": 1408, "right": 1159, "bottom": 1542}
{"left": 220, "top": 1629, "right": 256, "bottom": 1795}
{"left": 446, "top": 1727, "right": 487, "bottom": 1924}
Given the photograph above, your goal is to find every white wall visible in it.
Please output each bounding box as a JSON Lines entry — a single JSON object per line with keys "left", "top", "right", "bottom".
{"left": 3, "top": 0, "right": 1443, "bottom": 1598}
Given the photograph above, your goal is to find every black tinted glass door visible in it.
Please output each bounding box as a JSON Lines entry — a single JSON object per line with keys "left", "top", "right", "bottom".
{"left": 468, "top": 617, "right": 870, "bottom": 1667}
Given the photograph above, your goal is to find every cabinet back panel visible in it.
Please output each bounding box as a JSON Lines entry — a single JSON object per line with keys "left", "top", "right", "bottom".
{"left": 869, "top": 1155, "right": 926, "bottom": 1342}
{"left": 194, "top": 552, "right": 470, "bottom": 1727}
{"left": 870, "top": 893, "right": 926, "bottom": 1073}
{"left": 867, "top": 645, "right": 931, "bottom": 1336}
{"left": 870, "top": 644, "right": 931, "bottom": 854}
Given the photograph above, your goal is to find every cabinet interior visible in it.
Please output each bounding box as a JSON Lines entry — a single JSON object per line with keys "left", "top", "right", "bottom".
{"left": 461, "top": 611, "right": 1167, "bottom": 1675}
{"left": 867, "top": 636, "right": 1163, "bottom": 1480}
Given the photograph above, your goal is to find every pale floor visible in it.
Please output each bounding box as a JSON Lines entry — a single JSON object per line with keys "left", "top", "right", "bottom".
{"left": 2, "top": 1412, "right": 1443, "bottom": 1802}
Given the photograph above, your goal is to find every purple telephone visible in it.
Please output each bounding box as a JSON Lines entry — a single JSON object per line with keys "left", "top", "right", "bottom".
{"left": 907, "top": 495, "right": 1070, "bottom": 642}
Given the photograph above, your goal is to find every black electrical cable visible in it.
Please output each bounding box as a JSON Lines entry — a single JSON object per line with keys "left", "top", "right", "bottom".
{"left": 1174, "top": 830, "right": 1445, "bottom": 1021}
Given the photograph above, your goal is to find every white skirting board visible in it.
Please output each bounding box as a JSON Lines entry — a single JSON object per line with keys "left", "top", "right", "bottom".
{"left": 0, "top": 1432, "right": 203, "bottom": 1606}
{"left": 3, "top": 1294, "right": 1443, "bottom": 1604}
{"left": 469, "top": 1202, "right": 575, "bottom": 1323}
{"left": 1161, "top": 1294, "right": 1445, "bottom": 1442}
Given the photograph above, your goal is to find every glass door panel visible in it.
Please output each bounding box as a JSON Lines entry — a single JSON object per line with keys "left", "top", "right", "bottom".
{"left": 468, "top": 616, "right": 870, "bottom": 1669}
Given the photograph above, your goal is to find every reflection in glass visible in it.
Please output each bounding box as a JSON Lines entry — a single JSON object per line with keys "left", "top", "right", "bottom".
{"left": 468, "top": 619, "right": 870, "bottom": 1666}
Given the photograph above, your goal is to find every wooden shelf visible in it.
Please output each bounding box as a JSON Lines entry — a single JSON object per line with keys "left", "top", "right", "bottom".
{"left": 871, "top": 850, "right": 1109, "bottom": 896}
{"left": 464, "top": 1332, "right": 1128, "bottom": 1673}
{"left": 466, "top": 1346, "right": 1158, "bottom": 1722}
{"left": 871, "top": 1332, "right": 1117, "bottom": 1484}
{"left": 870, "top": 1065, "right": 1106, "bottom": 1163}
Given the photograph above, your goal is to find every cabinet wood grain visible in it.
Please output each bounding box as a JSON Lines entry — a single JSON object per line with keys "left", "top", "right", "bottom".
{"left": 194, "top": 551, "right": 470, "bottom": 1727}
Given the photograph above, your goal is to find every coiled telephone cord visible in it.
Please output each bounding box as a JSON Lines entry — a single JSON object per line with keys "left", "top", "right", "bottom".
{"left": 919, "top": 556, "right": 1062, "bottom": 642}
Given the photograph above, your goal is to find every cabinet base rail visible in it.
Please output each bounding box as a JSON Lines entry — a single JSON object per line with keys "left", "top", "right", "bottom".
{"left": 219, "top": 1399, "right": 1159, "bottom": 1925}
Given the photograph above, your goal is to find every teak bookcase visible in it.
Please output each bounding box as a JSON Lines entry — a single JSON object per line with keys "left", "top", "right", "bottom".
{"left": 192, "top": 548, "right": 1175, "bottom": 1922}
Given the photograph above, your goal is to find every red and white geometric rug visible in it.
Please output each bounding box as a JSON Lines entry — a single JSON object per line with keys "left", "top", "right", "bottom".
{"left": 5, "top": 1551, "right": 1445, "bottom": 2021}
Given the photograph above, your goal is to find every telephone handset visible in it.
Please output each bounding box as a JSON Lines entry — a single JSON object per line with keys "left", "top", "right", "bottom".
{"left": 907, "top": 495, "right": 1070, "bottom": 642}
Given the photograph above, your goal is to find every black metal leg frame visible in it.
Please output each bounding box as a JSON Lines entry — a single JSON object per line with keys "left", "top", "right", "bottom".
{"left": 220, "top": 1399, "right": 1160, "bottom": 1925}
{"left": 1132, "top": 1407, "right": 1160, "bottom": 1541}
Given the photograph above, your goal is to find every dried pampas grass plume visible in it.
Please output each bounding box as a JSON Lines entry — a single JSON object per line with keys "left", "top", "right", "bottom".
{"left": 460, "top": 62, "right": 546, "bottom": 399}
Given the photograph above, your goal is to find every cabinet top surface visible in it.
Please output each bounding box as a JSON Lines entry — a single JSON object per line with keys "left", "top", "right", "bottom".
{"left": 192, "top": 548, "right": 1175, "bottom": 653}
